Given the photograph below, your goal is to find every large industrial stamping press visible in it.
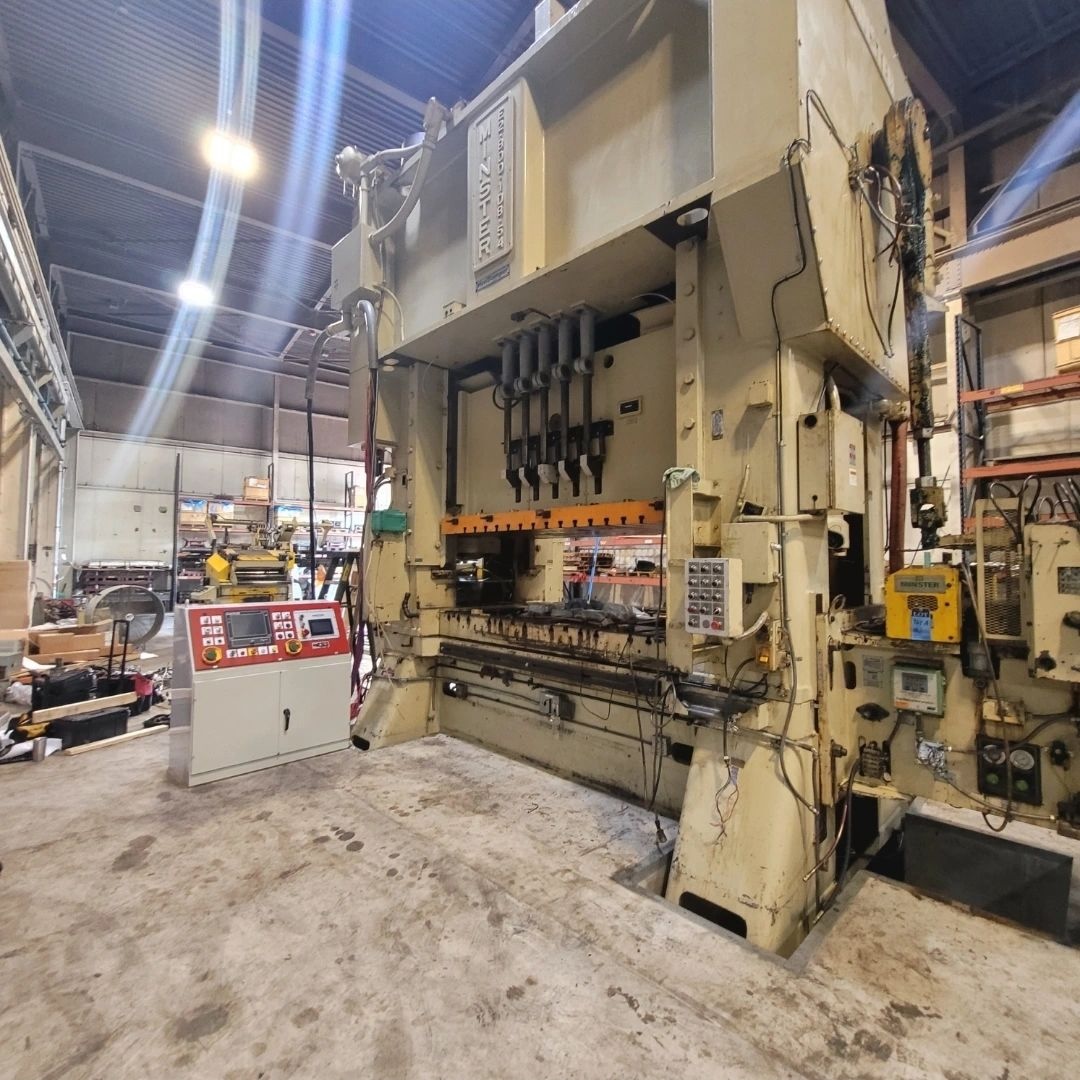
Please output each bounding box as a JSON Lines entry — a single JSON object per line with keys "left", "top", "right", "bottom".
{"left": 319, "top": 0, "right": 1080, "bottom": 953}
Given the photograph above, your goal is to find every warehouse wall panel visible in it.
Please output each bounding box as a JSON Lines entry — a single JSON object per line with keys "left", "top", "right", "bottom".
{"left": 973, "top": 276, "right": 1080, "bottom": 387}
{"left": 71, "top": 431, "right": 364, "bottom": 564}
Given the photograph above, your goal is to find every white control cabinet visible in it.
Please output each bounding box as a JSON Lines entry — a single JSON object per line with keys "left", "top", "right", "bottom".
{"left": 169, "top": 600, "right": 352, "bottom": 787}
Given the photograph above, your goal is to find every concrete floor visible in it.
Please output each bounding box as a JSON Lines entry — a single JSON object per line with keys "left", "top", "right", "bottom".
{"left": 2, "top": 734, "right": 1080, "bottom": 1079}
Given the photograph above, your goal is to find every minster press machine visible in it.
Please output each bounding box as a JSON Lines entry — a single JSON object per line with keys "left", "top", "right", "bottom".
{"left": 317, "top": 0, "right": 1080, "bottom": 953}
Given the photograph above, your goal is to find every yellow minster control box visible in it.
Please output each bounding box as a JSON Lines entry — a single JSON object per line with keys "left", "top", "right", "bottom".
{"left": 885, "top": 566, "right": 962, "bottom": 643}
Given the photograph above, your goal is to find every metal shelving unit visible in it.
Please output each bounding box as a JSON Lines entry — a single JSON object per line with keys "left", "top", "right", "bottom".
{"left": 172, "top": 477, "right": 364, "bottom": 605}
{"left": 957, "top": 314, "right": 1080, "bottom": 519}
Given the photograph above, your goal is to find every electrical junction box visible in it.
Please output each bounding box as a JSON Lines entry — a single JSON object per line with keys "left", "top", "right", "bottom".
{"left": 721, "top": 520, "right": 778, "bottom": 584}
{"left": 892, "top": 664, "right": 945, "bottom": 715}
{"left": 797, "top": 409, "right": 865, "bottom": 515}
{"left": 330, "top": 222, "right": 379, "bottom": 311}
{"left": 1023, "top": 523, "right": 1080, "bottom": 681}
{"left": 685, "top": 558, "right": 743, "bottom": 638}
{"left": 885, "top": 566, "right": 961, "bottom": 643}
{"left": 371, "top": 509, "right": 408, "bottom": 535}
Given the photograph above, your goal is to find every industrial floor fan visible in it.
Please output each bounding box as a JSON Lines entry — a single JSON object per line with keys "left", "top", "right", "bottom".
{"left": 84, "top": 585, "right": 166, "bottom": 648}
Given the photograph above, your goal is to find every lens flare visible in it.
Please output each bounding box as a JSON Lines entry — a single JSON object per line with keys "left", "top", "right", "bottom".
{"left": 201, "top": 128, "right": 259, "bottom": 179}
{"left": 974, "top": 88, "right": 1080, "bottom": 236}
{"left": 120, "top": 0, "right": 261, "bottom": 451}
{"left": 177, "top": 279, "right": 216, "bottom": 307}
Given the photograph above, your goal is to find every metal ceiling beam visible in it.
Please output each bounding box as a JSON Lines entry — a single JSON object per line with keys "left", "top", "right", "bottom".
{"left": 12, "top": 104, "right": 351, "bottom": 245}
{"left": 62, "top": 314, "right": 310, "bottom": 369}
{"left": 49, "top": 252, "right": 333, "bottom": 334}
{"left": 934, "top": 69, "right": 1080, "bottom": 157}
{"left": 0, "top": 340, "right": 64, "bottom": 454}
{"left": 259, "top": 18, "right": 428, "bottom": 118}
{"left": 942, "top": 201, "right": 1080, "bottom": 294}
{"left": 892, "top": 26, "right": 959, "bottom": 131}
{"left": 66, "top": 329, "right": 348, "bottom": 391}
{"left": 1025, "top": 0, "right": 1048, "bottom": 34}
{"left": 907, "top": 0, "right": 975, "bottom": 81}
{"left": 20, "top": 144, "right": 333, "bottom": 252}
{"left": 476, "top": 9, "right": 537, "bottom": 90}
{"left": 964, "top": 19, "right": 1080, "bottom": 93}
{"left": 73, "top": 373, "right": 349, "bottom": 423}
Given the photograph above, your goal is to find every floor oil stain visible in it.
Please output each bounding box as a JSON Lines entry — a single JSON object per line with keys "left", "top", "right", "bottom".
{"left": 170, "top": 1003, "right": 231, "bottom": 1043}
{"left": 111, "top": 835, "right": 156, "bottom": 872}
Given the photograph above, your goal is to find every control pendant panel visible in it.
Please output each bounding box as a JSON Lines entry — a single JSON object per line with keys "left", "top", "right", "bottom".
{"left": 685, "top": 558, "right": 743, "bottom": 638}
{"left": 189, "top": 601, "right": 349, "bottom": 671}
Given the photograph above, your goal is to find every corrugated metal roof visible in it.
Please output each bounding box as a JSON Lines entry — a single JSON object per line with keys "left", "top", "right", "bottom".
{"left": 27, "top": 148, "right": 331, "bottom": 308}
{"left": 887, "top": 0, "right": 1080, "bottom": 109}
{"left": 0, "top": 0, "right": 540, "bottom": 373}
{"left": 263, "top": 0, "right": 536, "bottom": 103}
{"left": 11, "top": 0, "right": 1069, "bottom": 382}
{"left": 54, "top": 267, "right": 296, "bottom": 359}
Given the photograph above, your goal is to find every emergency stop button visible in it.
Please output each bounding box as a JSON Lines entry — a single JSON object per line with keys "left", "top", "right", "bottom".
{"left": 285, "top": 640, "right": 302, "bottom": 656}
{"left": 202, "top": 645, "right": 223, "bottom": 665}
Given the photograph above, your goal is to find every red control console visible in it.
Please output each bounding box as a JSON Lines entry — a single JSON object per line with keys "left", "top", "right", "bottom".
{"left": 188, "top": 600, "right": 350, "bottom": 672}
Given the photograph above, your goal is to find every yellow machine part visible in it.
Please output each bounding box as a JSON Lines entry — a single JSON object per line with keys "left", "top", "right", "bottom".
{"left": 216, "top": 585, "right": 290, "bottom": 603}
{"left": 205, "top": 551, "right": 231, "bottom": 584}
{"left": 885, "top": 566, "right": 962, "bottom": 643}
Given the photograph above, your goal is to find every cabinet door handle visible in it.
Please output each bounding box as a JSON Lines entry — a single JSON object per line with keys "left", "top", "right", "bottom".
{"left": 283, "top": 707, "right": 291, "bottom": 732}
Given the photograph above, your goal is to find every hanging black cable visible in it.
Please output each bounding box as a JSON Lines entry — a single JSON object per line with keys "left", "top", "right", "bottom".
{"left": 305, "top": 320, "right": 347, "bottom": 600}
{"left": 306, "top": 395, "right": 318, "bottom": 599}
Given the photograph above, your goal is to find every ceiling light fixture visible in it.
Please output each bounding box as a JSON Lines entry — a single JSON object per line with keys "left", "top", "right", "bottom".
{"left": 177, "top": 279, "right": 215, "bottom": 308}
{"left": 201, "top": 128, "right": 259, "bottom": 180}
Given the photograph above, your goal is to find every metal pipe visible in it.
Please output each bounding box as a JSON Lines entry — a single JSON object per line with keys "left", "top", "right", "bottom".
{"left": 534, "top": 323, "right": 553, "bottom": 390}
{"left": 516, "top": 331, "right": 535, "bottom": 393}
{"left": 305, "top": 318, "right": 348, "bottom": 401}
{"left": 577, "top": 307, "right": 595, "bottom": 367}
{"left": 576, "top": 308, "right": 595, "bottom": 457}
{"left": 446, "top": 373, "right": 460, "bottom": 511}
{"left": 306, "top": 316, "right": 349, "bottom": 599}
{"left": 501, "top": 338, "right": 518, "bottom": 482}
{"left": 500, "top": 337, "right": 516, "bottom": 395}
{"left": 518, "top": 332, "right": 533, "bottom": 473}
{"left": 736, "top": 513, "right": 819, "bottom": 523}
{"left": 877, "top": 99, "right": 942, "bottom": 546}
{"left": 888, "top": 417, "right": 908, "bottom": 574}
{"left": 170, "top": 452, "right": 180, "bottom": 612}
{"left": 370, "top": 98, "right": 447, "bottom": 248}
{"left": 556, "top": 317, "right": 574, "bottom": 462}
{"left": 536, "top": 323, "right": 553, "bottom": 472}
{"left": 337, "top": 141, "right": 416, "bottom": 183}
{"left": 825, "top": 376, "right": 841, "bottom": 414}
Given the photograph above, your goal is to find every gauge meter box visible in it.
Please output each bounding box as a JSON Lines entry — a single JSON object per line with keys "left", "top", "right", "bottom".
{"left": 976, "top": 735, "right": 1042, "bottom": 805}
{"left": 685, "top": 558, "right": 742, "bottom": 638}
{"left": 893, "top": 664, "right": 944, "bottom": 715}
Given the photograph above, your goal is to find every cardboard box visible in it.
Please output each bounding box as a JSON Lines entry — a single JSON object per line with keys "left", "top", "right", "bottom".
{"left": 243, "top": 476, "right": 271, "bottom": 503}
{"left": 0, "top": 561, "right": 32, "bottom": 629}
{"left": 1056, "top": 338, "right": 1080, "bottom": 373}
{"left": 32, "top": 631, "right": 76, "bottom": 652}
{"left": 30, "top": 624, "right": 110, "bottom": 659}
{"left": 1054, "top": 306, "right": 1080, "bottom": 373}
{"left": 31, "top": 649, "right": 103, "bottom": 664}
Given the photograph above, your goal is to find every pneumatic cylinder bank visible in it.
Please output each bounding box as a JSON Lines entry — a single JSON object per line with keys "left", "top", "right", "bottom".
{"left": 328, "top": 0, "right": 1079, "bottom": 953}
